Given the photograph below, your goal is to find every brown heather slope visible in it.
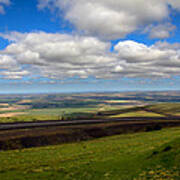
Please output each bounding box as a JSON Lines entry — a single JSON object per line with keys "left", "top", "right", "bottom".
{"left": 0, "top": 119, "right": 180, "bottom": 150}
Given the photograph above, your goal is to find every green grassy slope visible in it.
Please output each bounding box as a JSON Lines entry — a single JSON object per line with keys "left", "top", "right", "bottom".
{"left": 146, "top": 103, "right": 180, "bottom": 116}
{"left": 110, "top": 110, "right": 164, "bottom": 118}
{"left": 0, "top": 127, "right": 180, "bottom": 180}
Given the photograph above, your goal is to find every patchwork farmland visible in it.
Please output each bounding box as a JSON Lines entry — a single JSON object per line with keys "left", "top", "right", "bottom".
{"left": 1, "top": 91, "right": 180, "bottom": 179}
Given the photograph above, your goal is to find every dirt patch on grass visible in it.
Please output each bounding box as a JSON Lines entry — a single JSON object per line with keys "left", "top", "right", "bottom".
{"left": 0, "top": 105, "right": 29, "bottom": 111}
{"left": 17, "top": 100, "right": 32, "bottom": 104}
{"left": 0, "top": 112, "right": 26, "bottom": 117}
{"left": 0, "top": 103, "right": 9, "bottom": 107}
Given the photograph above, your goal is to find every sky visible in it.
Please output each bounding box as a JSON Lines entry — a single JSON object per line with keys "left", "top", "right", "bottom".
{"left": 0, "top": 0, "right": 180, "bottom": 93}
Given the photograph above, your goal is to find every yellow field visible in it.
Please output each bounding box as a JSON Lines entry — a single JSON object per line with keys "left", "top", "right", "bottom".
{"left": 0, "top": 112, "right": 26, "bottom": 117}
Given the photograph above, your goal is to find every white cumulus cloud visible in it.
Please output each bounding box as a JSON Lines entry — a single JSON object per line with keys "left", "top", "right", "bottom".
{"left": 38, "top": 0, "right": 180, "bottom": 40}
{"left": 1, "top": 32, "right": 180, "bottom": 80}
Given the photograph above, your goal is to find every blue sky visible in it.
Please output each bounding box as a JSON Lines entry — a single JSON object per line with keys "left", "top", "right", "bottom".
{"left": 0, "top": 0, "right": 180, "bottom": 93}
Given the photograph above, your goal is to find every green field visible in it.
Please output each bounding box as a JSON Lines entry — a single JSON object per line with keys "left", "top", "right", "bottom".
{"left": 147, "top": 103, "right": 180, "bottom": 116}
{"left": 26, "top": 107, "right": 98, "bottom": 116}
{"left": 110, "top": 110, "right": 164, "bottom": 118}
{"left": 0, "top": 127, "right": 180, "bottom": 179}
{"left": 0, "top": 115, "right": 60, "bottom": 123}
{"left": 0, "top": 107, "right": 99, "bottom": 123}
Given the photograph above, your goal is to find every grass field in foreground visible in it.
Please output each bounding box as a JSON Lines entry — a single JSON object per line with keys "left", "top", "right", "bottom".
{"left": 0, "top": 127, "right": 180, "bottom": 180}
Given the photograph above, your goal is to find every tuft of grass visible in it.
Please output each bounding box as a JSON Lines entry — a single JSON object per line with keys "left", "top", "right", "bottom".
{"left": 136, "top": 137, "right": 180, "bottom": 179}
